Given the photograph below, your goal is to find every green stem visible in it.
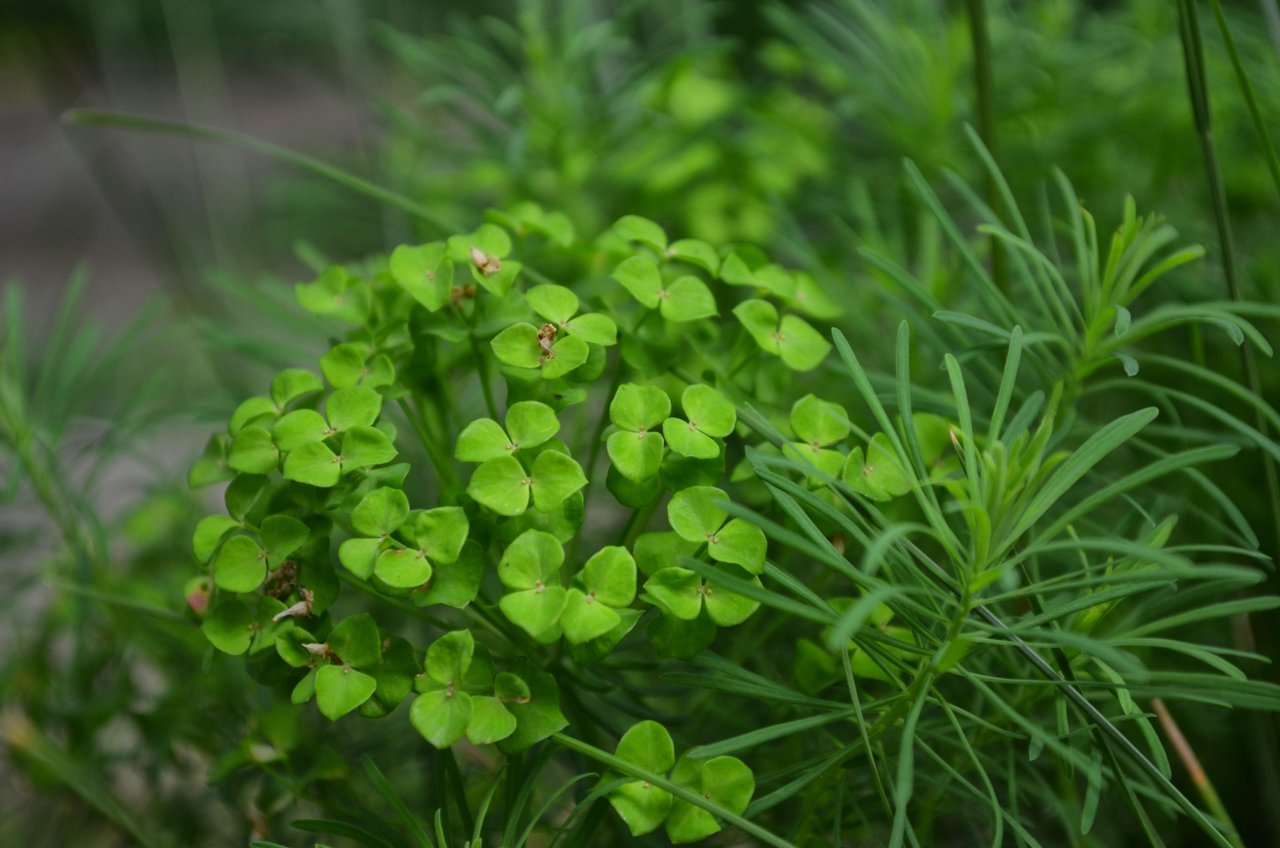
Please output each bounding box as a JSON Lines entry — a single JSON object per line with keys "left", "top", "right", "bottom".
{"left": 964, "top": 0, "right": 1005, "bottom": 294}
{"left": 470, "top": 332, "right": 500, "bottom": 420}
{"left": 397, "top": 398, "right": 458, "bottom": 491}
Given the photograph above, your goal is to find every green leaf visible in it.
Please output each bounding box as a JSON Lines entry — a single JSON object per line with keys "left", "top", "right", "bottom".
{"left": 613, "top": 255, "right": 662, "bottom": 308}
{"left": 582, "top": 546, "right": 638, "bottom": 606}
{"left": 634, "top": 531, "right": 700, "bottom": 577}
{"left": 341, "top": 426, "right": 397, "bottom": 471}
{"left": 644, "top": 568, "right": 703, "bottom": 620}
{"left": 261, "top": 514, "right": 309, "bottom": 569}
{"left": 609, "top": 720, "right": 676, "bottom": 836}
{"left": 662, "top": 418, "right": 720, "bottom": 459}
{"left": 668, "top": 486, "right": 728, "bottom": 543}
{"left": 193, "top": 515, "right": 239, "bottom": 564}
{"left": 669, "top": 239, "right": 720, "bottom": 275}
{"left": 326, "top": 386, "right": 382, "bottom": 431}
{"left": 607, "top": 430, "right": 665, "bottom": 481}
{"left": 455, "top": 418, "right": 512, "bottom": 462}
{"left": 660, "top": 275, "right": 718, "bottom": 322}
{"left": 500, "top": 586, "right": 569, "bottom": 637}
{"left": 681, "top": 385, "right": 735, "bottom": 437}
{"left": 315, "top": 665, "right": 378, "bottom": 720}
{"left": 224, "top": 474, "right": 266, "bottom": 520}
{"left": 229, "top": 396, "right": 276, "bottom": 434}
{"left": 506, "top": 401, "right": 560, "bottom": 450}
{"left": 719, "top": 252, "right": 755, "bottom": 286}
{"left": 411, "top": 506, "right": 469, "bottom": 564}
{"left": 531, "top": 450, "right": 587, "bottom": 512}
{"left": 389, "top": 242, "right": 450, "bottom": 311}
{"left": 647, "top": 609, "right": 717, "bottom": 658}
{"left": 791, "top": 394, "right": 849, "bottom": 446}
{"left": 842, "top": 434, "right": 911, "bottom": 501}
{"left": 665, "top": 755, "right": 754, "bottom": 843}
{"left": 541, "top": 334, "right": 590, "bottom": 380}
{"left": 425, "top": 630, "right": 474, "bottom": 686}
{"left": 491, "top": 323, "right": 542, "bottom": 369}
{"left": 613, "top": 215, "right": 667, "bottom": 251}
{"left": 499, "top": 664, "right": 568, "bottom": 752}
{"left": 703, "top": 568, "right": 761, "bottom": 626}
{"left": 417, "top": 540, "right": 485, "bottom": 608}
{"left": 777, "top": 315, "right": 831, "bottom": 371}
{"left": 410, "top": 689, "right": 473, "bottom": 748}
{"left": 498, "top": 529, "right": 565, "bottom": 589}
{"left": 203, "top": 599, "right": 254, "bottom": 654}
{"left": 274, "top": 409, "right": 330, "bottom": 451}
{"left": 562, "top": 589, "right": 623, "bottom": 644}
{"left": 374, "top": 547, "right": 432, "bottom": 588}
{"left": 228, "top": 426, "right": 278, "bottom": 474}
{"left": 525, "top": 284, "right": 579, "bottom": 324}
{"left": 468, "top": 455, "right": 531, "bottom": 516}
{"left": 329, "top": 612, "right": 382, "bottom": 668}
{"left": 707, "top": 518, "right": 766, "bottom": 574}
{"left": 351, "top": 487, "right": 410, "bottom": 537}
{"left": 734, "top": 299, "right": 779, "bottom": 351}
{"left": 320, "top": 343, "right": 367, "bottom": 388}
{"left": 271, "top": 369, "right": 324, "bottom": 408}
{"left": 296, "top": 266, "right": 369, "bottom": 323}
{"left": 564, "top": 312, "right": 617, "bottom": 345}
{"left": 466, "top": 696, "right": 517, "bottom": 745}
{"left": 284, "top": 441, "right": 341, "bottom": 487}
{"left": 607, "top": 464, "right": 664, "bottom": 507}
{"left": 214, "top": 535, "right": 267, "bottom": 593}
{"left": 338, "top": 537, "right": 382, "bottom": 579}
{"left": 610, "top": 384, "right": 671, "bottom": 431}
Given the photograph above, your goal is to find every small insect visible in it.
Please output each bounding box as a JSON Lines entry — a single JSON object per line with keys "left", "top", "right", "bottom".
{"left": 537, "top": 322, "right": 558, "bottom": 361}
{"left": 470, "top": 245, "right": 502, "bottom": 276}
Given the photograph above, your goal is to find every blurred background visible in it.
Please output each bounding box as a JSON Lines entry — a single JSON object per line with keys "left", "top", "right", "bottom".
{"left": 4, "top": 0, "right": 1280, "bottom": 845}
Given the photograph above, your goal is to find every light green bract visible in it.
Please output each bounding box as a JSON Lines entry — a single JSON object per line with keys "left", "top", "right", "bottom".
{"left": 663, "top": 384, "right": 736, "bottom": 460}
{"left": 733, "top": 298, "right": 831, "bottom": 371}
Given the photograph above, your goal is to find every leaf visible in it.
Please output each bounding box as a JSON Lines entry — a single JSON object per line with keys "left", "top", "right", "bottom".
{"left": 319, "top": 343, "right": 367, "bottom": 389}
{"left": 351, "top": 487, "right": 410, "bottom": 537}
{"left": 531, "top": 450, "right": 587, "bottom": 512}
{"left": 203, "top": 599, "right": 254, "bottom": 654}
{"left": 193, "top": 515, "right": 239, "bottom": 564}
{"left": 564, "top": 312, "right": 617, "bottom": 345}
{"left": 410, "top": 689, "right": 473, "bottom": 748}
{"left": 284, "top": 442, "right": 341, "bottom": 487}
{"left": 341, "top": 426, "right": 398, "bottom": 471}
{"left": 270, "top": 369, "right": 324, "bottom": 408}
{"left": 562, "top": 590, "right": 623, "bottom": 644}
{"left": 662, "top": 276, "right": 718, "bottom": 322}
{"left": 609, "top": 720, "right": 676, "bottom": 836}
{"left": 734, "top": 299, "right": 779, "bottom": 352}
{"left": 607, "top": 430, "right": 665, "bottom": 481}
{"left": 719, "top": 252, "right": 755, "bottom": 286}
{"left": 416, "top": 540, "right": 485, "bottom": 608}
{"left": 261, "top": 514, "right": 309, "bottom": 569}
{"left": 525, "top": 284, "right": 579, "bottom": 324}
{"left": 469, "top": 455, "right": 531, "bottom": 515}
{"left": 681, "top": 385, "right": 735, "bottom": 437}
{"left": 498, "top": 529, "right": 565, "bottom": 589}
{"left": 425, "top": 630, "right": 474, "bottom": 686}
{"left": 634, "top": 531, "right": 699, "bottom": 577}
{"left": 610, "top": 383, "right": 671, "bottom": 431}
{"left": 315, "top": 665, "right": 378, "bottom": 720}
{"left": 274, "top": 409, "right": 330, "bottom": 451}
{"left": 506, "top": 401, "right": 560, "bottom": 449}
{"left": 644, "top": 568, "right": 703, "bottom": 620}
{"left": 790, "top": 394, "right": 849, "bottom": 447}
{"left": 583, "top": 546, "right": 638, "bottom": 606}
{"left": 467, "top": 696, "right": 517, "bottom": 745}
{"left": 411, "top": 506, "right": 469, "bottom": 564}
{"left": 669, "top": 239, "right": 720, "bottom": 274}
{"left": 389, "top": 242, "right": 450, "bottom": 311}
{"left": 842, "top": 435, "right": 911, "bottom": 501}
{"left": 614, "top": 215, "right": 667, "bottom": 251}
{"left": 501, "top": 586, "right": 570, "bottom": 637}
{"left": 612, "top": 255, "right": 662, "bottom": 308}
{"left": 778, "top": 315, "right": 831, "bottom": 371}
{"left": 665, "top": 755, "right": 754, "bottom": 843}
{"left": 229, "top": 396, "right": 276, "bottom": 434}
{"left": 329, "top": 613, "right": 382, "bottom": 668}
{"left": 662, "top": 417, "right": 720, "bottom": 459}
{"left": 541, "top": 334, "right": 590, "bottom": 380}
{"left": 228, "top": 426, "right": 278, "bottom": 474}
{"left": 374, "top": 548, "right": 433, "bottom": 588}
{"left": 455, "top": 418, "right": 512, "bottom": 462}
{"left": 499, "top": 664, "right": 568, "bottom": 752}
{"left": 338, "top": 537, "right": 382, "bottom": 579}
{"left": 491, "top": 323, "right": 542, "bottom": 369}
{"left": 703, "top": 567, "right": 762, "bottom": 626}
{"left": 668, "top": 486, "right": 728, "bottom": 542}
{"left": 707, "top": 518, "right": 766, "bottom": 574}
{"left": 326, "top": 386, "right": 382, "bottom": 431}
{"left": 214, "top": 535, "right": 267, "bottom": 593}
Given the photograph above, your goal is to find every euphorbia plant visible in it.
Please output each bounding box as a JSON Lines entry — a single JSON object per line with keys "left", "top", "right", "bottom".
{"left": 188, "top": 208, "right": 843, "bottom": 843}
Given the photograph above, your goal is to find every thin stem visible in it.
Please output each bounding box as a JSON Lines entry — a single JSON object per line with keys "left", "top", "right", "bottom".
{"left": 1153, "top": 698, "right": 1245, "bottom": 848}
{"left": 397, "top": 398, "right": 458, "bottom": 491}
{"left": 964, "top": 0, "right": 1005, "bottom": 294}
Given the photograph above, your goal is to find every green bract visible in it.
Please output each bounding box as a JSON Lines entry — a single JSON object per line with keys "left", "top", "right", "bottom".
{"left": 607, "top": 383, "right": 672, "bottom": 481}
{"left": 663, "top": 385, "right": 736, "bottom": 460}
{"left": 733, "top": 298, "right": 831, "bottom": 371}
{"left": 667, "top": 486, "right": 766, "bottom": 573}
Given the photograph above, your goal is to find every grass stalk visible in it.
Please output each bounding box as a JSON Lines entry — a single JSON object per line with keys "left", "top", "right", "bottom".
{"left": 1152, "top": 698, "right": 1245, "bottom": 848}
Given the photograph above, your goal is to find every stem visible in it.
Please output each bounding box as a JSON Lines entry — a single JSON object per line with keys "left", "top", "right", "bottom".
{"left": 397, "top": 398, "right": 458, "bottom": 491}
{"left": 964, "top": 0, "right": 1005, "bottom": 294}
{"left": 1153, "top": 699, "right": 1245, "bottom": 848}
{"left": 470, "top": 332, "right": 500, "bottom": 420}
